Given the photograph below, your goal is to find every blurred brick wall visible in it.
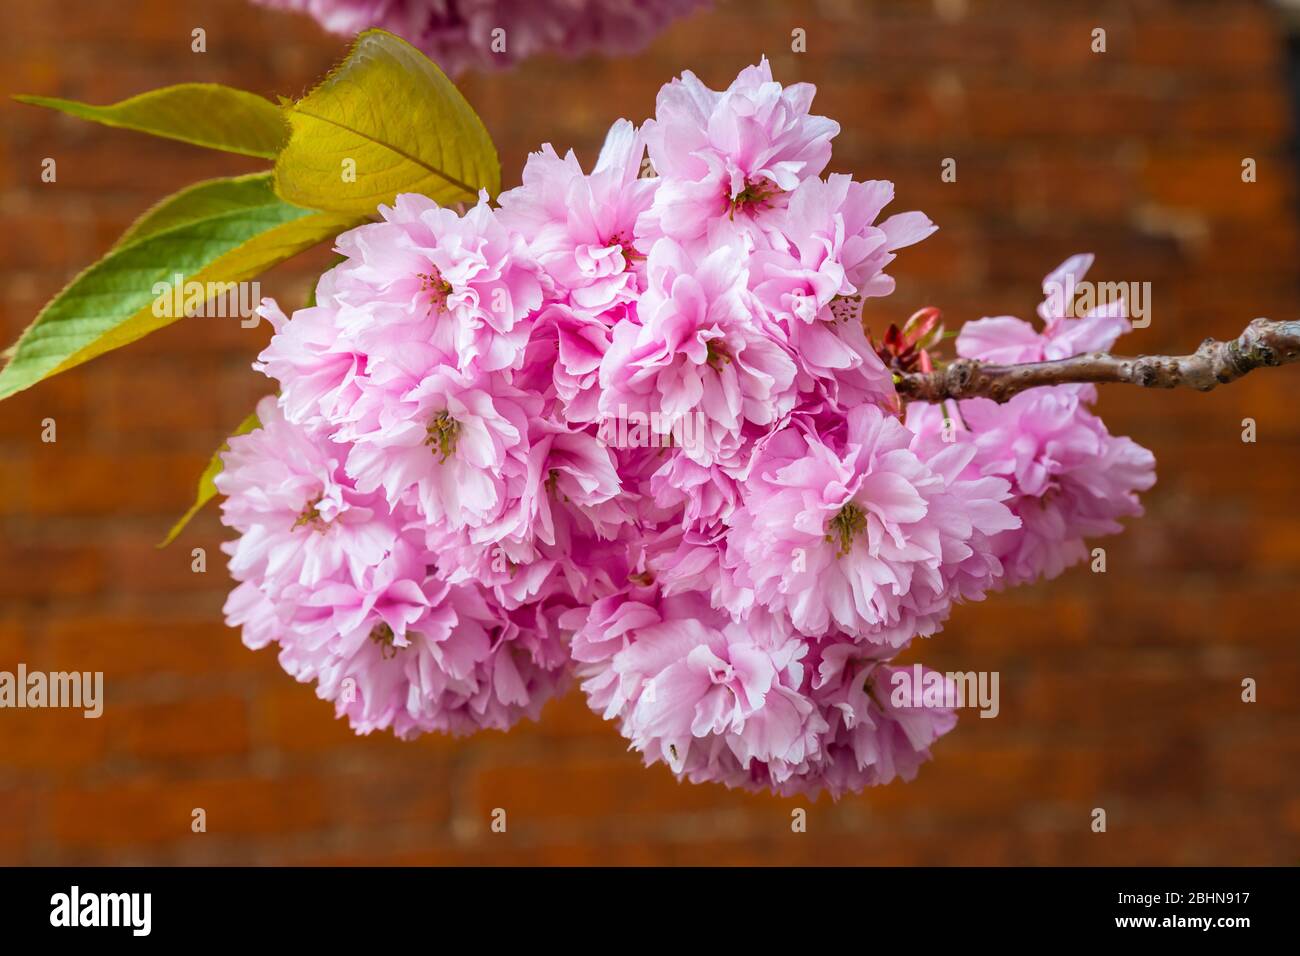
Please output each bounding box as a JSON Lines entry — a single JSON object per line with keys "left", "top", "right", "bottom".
{"left": 1, "top": 0, "right": 1298, "bottom": 865}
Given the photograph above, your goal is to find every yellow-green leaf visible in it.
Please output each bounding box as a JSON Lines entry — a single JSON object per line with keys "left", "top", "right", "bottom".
{"left": 274, "top": 28, "right": 499, "bottom": 215}
{"left": 0, "top": 174, "right": 361, "bottom": 401}
{"left": 159, "top": 410, "right": 261, "bottom": 547}
{"left": 15, "top": 84, "right": 288, "bottom": 159}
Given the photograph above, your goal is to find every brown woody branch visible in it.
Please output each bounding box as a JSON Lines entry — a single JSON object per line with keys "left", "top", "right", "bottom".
{"left": 895, "top": 318, "right": 1300, "bottom": 404}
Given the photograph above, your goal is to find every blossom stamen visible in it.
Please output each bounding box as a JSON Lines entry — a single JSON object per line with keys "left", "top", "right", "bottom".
{"left": 826, "top": 502, "right": 867, "bottom": 557}
{"left": 545, "top": 467, "right": 572, "bottom": 502}
{"left": 728, "top": 178, "right": 780, "bottom": 219}
{"left": 829, "top": 294, "right": 863, "bottom": 324}
{"left": 605, "top": 232, "right": 645, "bottom": 263}
{"left": 417, "top": 268, "right": 454, "bottom": 314}
{"left": 369, "top": 622, "right": 402, "bottom": 660}
{"left": 424, "top": 410, "right": 461, "bottom": 462}
{"left": 292, "top": 495, "right": 327, "bottom": 532}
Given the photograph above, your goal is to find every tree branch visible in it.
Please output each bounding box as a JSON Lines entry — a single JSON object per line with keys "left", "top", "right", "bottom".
{"left": 895, "top": 318, "right": 1300, "bottom": 404}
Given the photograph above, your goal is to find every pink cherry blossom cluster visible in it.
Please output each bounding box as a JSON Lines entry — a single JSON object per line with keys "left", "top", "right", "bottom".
{"left": 252, "top": 0, "right": 710, "bottom": 76}
{"left": 218, "top": 61, "right": 1156, "bottom": 796}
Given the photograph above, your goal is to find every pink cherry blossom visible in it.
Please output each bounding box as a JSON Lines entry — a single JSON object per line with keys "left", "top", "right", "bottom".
{"left": 567, "top": 588, "right": 957, "bottom": 796}
{"left": 341, "top": 364, "right": 538, "bottom": 534}
{"left": 499, "top": 119, "right": 657, "bottom": 321}
{"left": 910, "top": 257, "right": 1156, "bottom": 588}
{"left": 941, "top": 389, "right": 1155, "bottom": 587}
{"left": 726, "top": 404, "right": 1017, "bottom": 645}
{"left": 598, "top": 238, "right": 798, "bottom": 467}
{"left": 638, "top": 58, "right": 840, "bottom": 249}
{"left": 218, "top": 398, "right": 570, "bottom": 737}
{"left": 956, "top": 254, "right": 1130, "bottom": 365}
{"left": 215, "top": 61, "right": 1157, "bottom": 798}
{"left": 216, "top": 396, "right": 397, "bottom": 592}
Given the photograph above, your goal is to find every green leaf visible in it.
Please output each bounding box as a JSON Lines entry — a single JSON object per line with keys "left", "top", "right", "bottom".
{"left": 274, "top": 28, "right": 499, "bottom": 215}
{"left": 159, "top": 410, "right": 261, "bottom": 547}
{"left": 15, "top": 84, "right": 287, "bottom": 159}
{"left": 112, "top": 173, "right": 295, "bottom": 249}
{"left": 0, "top": 173, "right": 361, "bottom": 401}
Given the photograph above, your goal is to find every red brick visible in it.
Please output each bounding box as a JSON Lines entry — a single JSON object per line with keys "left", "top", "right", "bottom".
{"left": 324, "top": 765, "right": 453, "bottom": 832}
{"left": 252, "top": 680, "right": 384, "bottom": 756}
{"left": 43, "top": 612, "right": 262, "bottom": 678}
{"left": 505, "top": 688, "right": 610, "bottom": 741}
{"left": 0, "top": 374, "right": 85, "bottom": 443}
{"left": 106, "top": 531, "right": 233, "bottom": 599}
{"left": 48, "top": 774, "right": 330, "bottom": 848}
{"left": 2, "top": 0, "right": 1298, "bottom": 867}
{"left": 0, "top": 617, "right": 26, "bottom": 665}
{"left": 0, "top": 538, "right": 106, "bottom": 601}
{"left": 0, "top": 788, "right": 35, "bottom": 862}
{"left": 27, "top": 448, "right": 207, "bottom": 516}
{"left": 0, "top": 706, "right": 110, "bottom": 771}
{"left": 114, "top": 694, "right": 250, "bottom": 761}
{"left": 464, "top": 756, "right": 777, "bottom": 827}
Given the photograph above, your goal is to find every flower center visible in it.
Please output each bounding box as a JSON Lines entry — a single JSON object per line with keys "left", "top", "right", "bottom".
{"left": 862, "top": 670, "right": 884, "bottom": 710}
{"left": 417, "top": 269, "right": 454, "bottom": 314}
{"left": 293, "top": 495, "right": 327, "bottom": 532}
{"left": 826, "top": 502, "right": 867, "bottom": 557}
{"left": 546, "top": 468, "right": 568, "bottom": 501}
{"left": 728, "top": 178, "right": 780, "bottom": 219}
{"left": 424, "top": 410, "right": 461, "bottom": 462}
{"left": 603, "top": 231, "right": 644, "bottom": 263}
{"left": 369, "top": 621, "right": 402, "bottom": 659}
{"left": 705, "top": 340, "right": 732, "bottom": 370}
{"left": 829, "top": 294, "right": 863, "bottom": 324}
